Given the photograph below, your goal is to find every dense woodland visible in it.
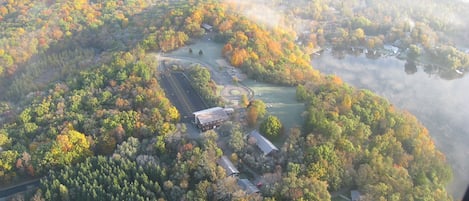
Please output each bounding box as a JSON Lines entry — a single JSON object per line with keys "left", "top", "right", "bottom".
{"left": 186, "top": 65, "right": 223, "bottom": 107}
{"left": 0, "top": 0, "right": 455, "bottom": 200}
{"left": 292, "top": 77, "right": 452, "bottom": 200}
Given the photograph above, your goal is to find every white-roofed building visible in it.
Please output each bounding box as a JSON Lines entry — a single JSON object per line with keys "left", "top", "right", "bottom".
{"left": 384, "top": 45, "right": 399, "bottom": 54}
{"left": 217, "top": 156, "right": 239, "bottom": 177}
{"left": 201, "top": 23, "right": 213, "bottom": 32}
{"left": 193, "top": 107, "right": 231, "bottom": 131}
{"left": 249, "top": 130, "right": 279, "bottom": 156}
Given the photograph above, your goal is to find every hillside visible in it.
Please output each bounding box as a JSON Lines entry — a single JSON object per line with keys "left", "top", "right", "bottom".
{"left": 0, "top": 0, "right": 453, "bottom": 200}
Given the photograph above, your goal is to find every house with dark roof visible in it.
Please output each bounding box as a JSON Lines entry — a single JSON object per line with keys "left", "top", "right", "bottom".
{"left": 237, "top": 179, "right": 260, "bottom": 194}
{"left": 217, "top": 156, "right": 239, "bottom": 177}
{"left": 249, "top": 130, "right": 279, "bottom": 156}
{"left": 193, "top": 107, "right": 231, "bottom": 131}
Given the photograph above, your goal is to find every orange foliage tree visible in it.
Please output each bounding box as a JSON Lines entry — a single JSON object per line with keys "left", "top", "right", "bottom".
{"left": 230, "top": 48, "right": 248, "bottom": 67}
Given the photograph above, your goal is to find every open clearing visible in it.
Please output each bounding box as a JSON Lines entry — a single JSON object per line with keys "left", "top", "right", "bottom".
{"left": 158, "top": 39, "right": 304, "bottom": 133}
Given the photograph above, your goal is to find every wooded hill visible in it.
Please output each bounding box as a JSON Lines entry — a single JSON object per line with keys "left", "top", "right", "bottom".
{"left": 0, "top": 0, "right": 452, "bottom": 200}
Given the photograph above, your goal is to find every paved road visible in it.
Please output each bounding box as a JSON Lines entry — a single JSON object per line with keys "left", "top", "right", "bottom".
{"left": 157, "top": 54, "right": 233, "bottom": 85}
{"left": 159, "top": 61, "right": 207, "bottom": 122}
{"left": 157, "top": 54, "right": 254, "bottom": 101}
{"left": 0, "top": 179, "right": 40, "bottom": 199}
{"left": 162, "top": 72, "right": 195, "bottom": 118}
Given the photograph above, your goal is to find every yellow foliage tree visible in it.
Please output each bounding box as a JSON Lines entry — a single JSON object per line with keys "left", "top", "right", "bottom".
{"left": 44, "top": 129, "right": 92, "bottom": 168}
{"left": 166, "top": 106, "right": 180, "bottom": 122}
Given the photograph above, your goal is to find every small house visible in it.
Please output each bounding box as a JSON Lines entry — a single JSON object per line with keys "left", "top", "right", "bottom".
{"left": 217, "top": 156, "right": 239, "bottom": 177}
{"left": 351, "top": 190, "right": 361, "bottom": 201}
{"left": 384, "top": 45, "right": 399, "bottom": 54}
{"left": 237, "top": 179, "right": 260, "bottom": 194}
{"left": 201, "top": 23, "right": 213, "bottom": 32}
{"left": 249, "top": 130, "right": 279, "bottom": 156}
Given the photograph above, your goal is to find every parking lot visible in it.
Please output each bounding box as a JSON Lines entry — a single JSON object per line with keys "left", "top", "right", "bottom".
{"left": 158, "top": 62, "right": 207, "bottom": 123}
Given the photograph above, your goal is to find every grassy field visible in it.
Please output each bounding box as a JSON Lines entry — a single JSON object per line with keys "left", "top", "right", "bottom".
{"left": 242, "top": 79, "right": 304, "bottom": 135}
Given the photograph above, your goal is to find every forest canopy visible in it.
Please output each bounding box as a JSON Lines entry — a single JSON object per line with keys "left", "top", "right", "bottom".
{"left": 0, "top": 0, "right": 454, "bottom": 201}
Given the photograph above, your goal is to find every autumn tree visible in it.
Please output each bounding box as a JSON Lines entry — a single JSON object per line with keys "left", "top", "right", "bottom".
{"left": 165, "top": 106, "right": 180, "bottom": 122}
{"left": 240, "top": 94, "right": 249, "bottom": 107}
{"left": 42, "top": 128, "right": 92, "bottom": 170}
{"left": 0, "top": 150, "right": 18, "bottom": 183}
{"left": 408, "top": 44, "right": 421, "bottom": 60}
{"left": 230, "top": 48, "right": 249, "bottom": 67}
{"left": 339, "top": 94, "right": 352, "bottom": 114}
{"left": 246, "top": 99, "right": 266, "bottom": 127}
{"left": 296, "top": 84, "right": 307, "bottom": 101}
{"left": 0, "top": 131, "right": 11, "bottom": 148}
{"left": 228, "top": 127, "right": 245, "bottom": 152}
{"left": 222, "top": 43, "right": 233, "bottom": 55}
{"left": 275, "top": 173, "right": 331, "bottom": 201}
{"left": 260, "top": 115, "right": 283, "bottom": 138}
{"left": 351, "top": 28, "right": 365, "bottom": 45}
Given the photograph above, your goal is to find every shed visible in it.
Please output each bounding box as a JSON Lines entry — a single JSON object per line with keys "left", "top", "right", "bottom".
{"left": 249, "top": 130, "right": 279, "bottom": 156}
{"left": 201, "top": 23, "right": 213, "bottom": 32}
{"left": 217, "top": 156, "right": 239, "bottom": 177}
{"left": 351, "top": 190, "right": 361, "bottom": 201}
{"left": 384, "top": 45, "right": 399, "bottom": 54}
{"left": 237, "top": 179, "right": 260, "bottom": 194}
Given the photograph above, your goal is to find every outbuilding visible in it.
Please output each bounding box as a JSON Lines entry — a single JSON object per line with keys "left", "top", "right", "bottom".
{"left": 201, "top": 23, "right": 213, "bottom": 32}
{"left": 249, "top": 130, "right": 279, "bottom": 156}
{"left": 384, "top": 45, "right": 399, "bottom": 54}
{"left": 237, "top": 179, "right": 260, "bottom": 194}
{"left": 217, "top": 156, "right": 239, "bottom": 177}
{"left": 351, "top": 190, "right": 362, "bottom": 201}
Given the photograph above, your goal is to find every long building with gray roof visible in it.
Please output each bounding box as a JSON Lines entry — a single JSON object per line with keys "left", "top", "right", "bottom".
{"left": 217, "top": 156, "right": 239, "bottom": 177}
{"left": 249, "top": 130, "right": 279, "bottom": 156}
{"left": 237, "top": 179, "right": 260, "bottom": 194}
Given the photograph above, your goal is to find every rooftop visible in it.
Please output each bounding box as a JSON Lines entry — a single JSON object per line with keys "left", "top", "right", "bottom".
{"left": 249, "top": 130, "right": 279, "bottom": 156}
{"left": 217, "top": 156, "right": 239, "bottom": 176}
{"left": 384, "top": 45, "right": 399, "bottom": 53}
{"left": 201, "top": 23, "right": 213, "bottom": 30}
{"left": 193, "top": 107, "right": 229, "bottom": 125}
{"left": 237, "top": 179, "right": 260, "bottom": 194}
{"left": 351, "top": 190, "right": 361, "bottom": 201}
